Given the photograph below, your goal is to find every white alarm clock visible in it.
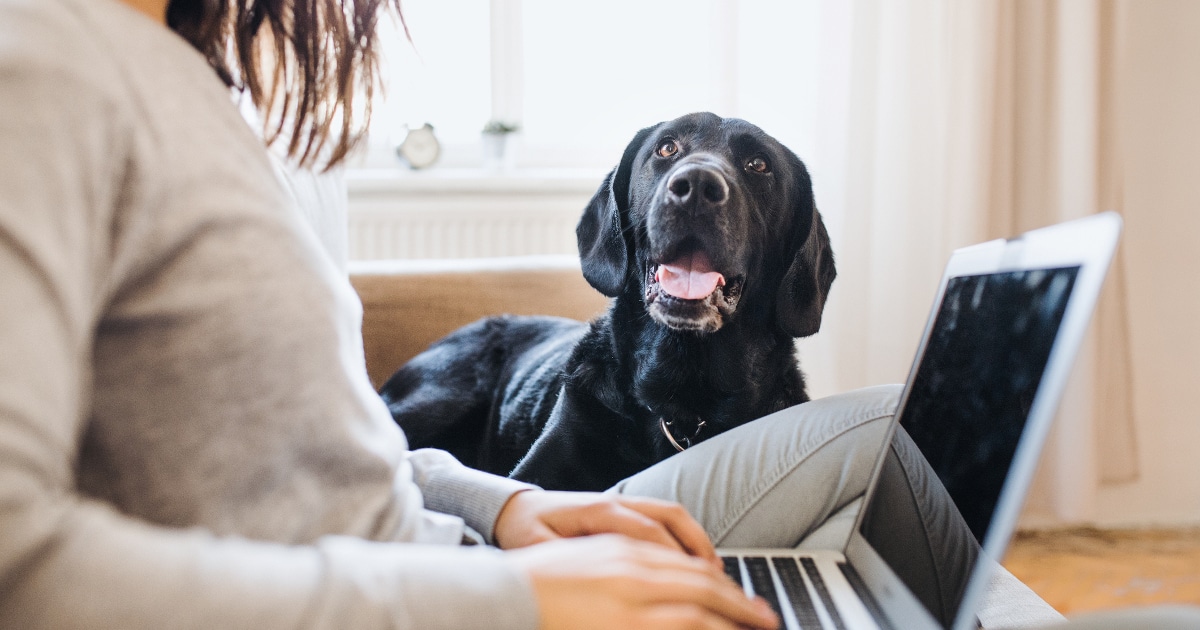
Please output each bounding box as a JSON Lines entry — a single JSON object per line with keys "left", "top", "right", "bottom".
{"left": 396, "top": 123, "right": 441, "bottom": 169}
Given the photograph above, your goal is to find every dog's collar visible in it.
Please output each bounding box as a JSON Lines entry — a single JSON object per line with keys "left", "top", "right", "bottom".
{"left": 659, "top": 416, "right": 707, "bottom": 452}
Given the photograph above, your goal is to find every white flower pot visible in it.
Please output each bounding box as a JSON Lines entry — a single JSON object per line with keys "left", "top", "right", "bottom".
{"left": 482, "top": 132, "right": 516, "bottom": 171}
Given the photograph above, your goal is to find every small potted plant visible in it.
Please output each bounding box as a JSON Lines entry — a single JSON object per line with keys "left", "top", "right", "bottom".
{"left": 481, "top": 119, "right": 520, "bottom": 171}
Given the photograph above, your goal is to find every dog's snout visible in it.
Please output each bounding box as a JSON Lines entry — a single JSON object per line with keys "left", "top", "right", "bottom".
{"left": 666, "top": 165, "right": 729, "bottom": 208}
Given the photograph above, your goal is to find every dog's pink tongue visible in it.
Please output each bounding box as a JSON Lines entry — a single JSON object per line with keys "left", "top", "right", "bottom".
{"left": 656, "top": 252, "right": 725, "bottom": 300}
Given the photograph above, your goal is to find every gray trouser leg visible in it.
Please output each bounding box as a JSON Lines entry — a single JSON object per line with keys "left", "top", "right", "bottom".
{"left": 609, "top": 383, "right": 1066, "bottom": 629}
{"left": 608, "top": 384, "right": 901, "bottom": 547}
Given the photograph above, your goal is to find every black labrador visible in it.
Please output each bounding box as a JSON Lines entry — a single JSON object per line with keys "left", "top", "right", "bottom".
{"left": 380, "top": 112, "right": 835, "bottom": 491}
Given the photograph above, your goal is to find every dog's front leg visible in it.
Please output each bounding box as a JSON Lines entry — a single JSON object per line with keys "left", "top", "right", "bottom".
{"left": 509, "top": 386, "right": 650, "bottom": 492}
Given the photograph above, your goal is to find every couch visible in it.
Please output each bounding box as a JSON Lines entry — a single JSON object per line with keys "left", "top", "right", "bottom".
{"left": 347, "top": 254, "right": 1065, "bottom": 629}
{"left": 350, "top": 255, "right": 610, "bottom": 389}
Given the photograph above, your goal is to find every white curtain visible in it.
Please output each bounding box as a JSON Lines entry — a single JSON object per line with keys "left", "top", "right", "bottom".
{"left": 796, "top": 0, "right": 1138, "bottom": 527}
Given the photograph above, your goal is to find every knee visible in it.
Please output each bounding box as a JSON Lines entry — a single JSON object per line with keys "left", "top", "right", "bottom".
{"left": 784, "top": 383, "right": 904, "bottom": 433}
{"left": 814, "top": 384, "right": 904, "bottom": 413}
{"left": 714, "top": 383, "right": 903, "bottom": 466}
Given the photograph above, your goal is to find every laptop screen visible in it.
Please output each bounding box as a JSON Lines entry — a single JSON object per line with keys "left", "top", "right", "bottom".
{"left": 857, "top": 265, "right": 1079, "bottom": 627}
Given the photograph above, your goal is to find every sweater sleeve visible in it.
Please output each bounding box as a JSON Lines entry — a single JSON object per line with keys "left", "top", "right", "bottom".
{"left": 0, "top": 15, "right": 538, "bottom": 630}
{"left": 408, "top": 448, "right": 541, "bottom": 544}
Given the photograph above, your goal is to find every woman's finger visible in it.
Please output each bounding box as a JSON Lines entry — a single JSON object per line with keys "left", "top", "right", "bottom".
{"left": 636, "top": 603, "right": 740, "bottom": 630}
{"left": 626, "top": 564, "right": 779, "bottom": 630}
{"left": 549, "top": 501, "right": 688, "bottom": 554}
{"left": 615, "top": 496, "right": 720, "bottom": 564}
{"left": 508, "top": 535, "right": 779, "bottom": 630}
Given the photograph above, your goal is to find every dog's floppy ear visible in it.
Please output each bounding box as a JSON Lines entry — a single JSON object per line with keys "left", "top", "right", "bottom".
{"left": 577, "top": 124, "right": 661, "bottom": 297}
{"left": 775, "top": 177, "right": 836, "bottom": 338}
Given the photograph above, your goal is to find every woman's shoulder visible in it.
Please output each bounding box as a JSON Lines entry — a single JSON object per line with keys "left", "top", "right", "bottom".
{"left": 0, "top": 1, "right": 115, "bottom": 88}
{"left": 0, "top": 0, "right": 215, "bottom": 109}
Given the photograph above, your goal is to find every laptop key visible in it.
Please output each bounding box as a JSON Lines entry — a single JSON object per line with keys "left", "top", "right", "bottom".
{"left": 772, "top": 557, "right": 824, "bottom": 628}
{"left": 723, "top": 556, "right": 744, "bottom": 587}
{"left": 800, "top": 557, "right": 848, "bottom": 630}
{"left": 743, "top": 557, "right": 784, "bottom": 622}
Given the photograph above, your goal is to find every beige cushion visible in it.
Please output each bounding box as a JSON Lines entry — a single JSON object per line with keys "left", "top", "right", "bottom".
{"left": 349, "top": 255, "right": 610, "bottom": 389}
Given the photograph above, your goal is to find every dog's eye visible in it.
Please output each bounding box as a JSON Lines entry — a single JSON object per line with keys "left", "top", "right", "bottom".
{"left": 746, "top": 157, "right": 770, "bottom": 174}
{"left": 656, "top": 139, "right": 680, "bottom": 158}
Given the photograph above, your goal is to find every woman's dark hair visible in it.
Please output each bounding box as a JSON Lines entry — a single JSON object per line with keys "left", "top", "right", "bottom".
{"left": 167, "top": 0, "right": 406, "bottom": 170}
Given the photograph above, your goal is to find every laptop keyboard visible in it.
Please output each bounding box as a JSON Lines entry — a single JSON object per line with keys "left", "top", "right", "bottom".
{"left": 744, "top": 557, "right": 785, "bottom": 620}
{"left": 722, "top": 556, "right": 742, "bottom": 583}
{"left": 838, "top": 562, "right": 894, "bottom": 630}
{"left": 800, "top": 557, "right": 847, "bottom": 630}
{"left": 724, "top": 554, "right": 849, "bottom": 629}
{"left": 772, "top": 557, "right": 824, "bottom": 628}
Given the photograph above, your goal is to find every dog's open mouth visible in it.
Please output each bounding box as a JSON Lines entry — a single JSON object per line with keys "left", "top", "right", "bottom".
{"left": 645, "top": 249, "right": 744, "bottom": 333}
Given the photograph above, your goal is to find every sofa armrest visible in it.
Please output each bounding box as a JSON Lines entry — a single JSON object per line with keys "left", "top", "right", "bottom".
{"left": 349, "top": 255, "right": 610, "bottom": 389}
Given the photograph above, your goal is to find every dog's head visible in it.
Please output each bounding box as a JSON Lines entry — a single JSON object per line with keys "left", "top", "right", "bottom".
{"left": 577, "top": 112, "right": 835, "bottom": 337}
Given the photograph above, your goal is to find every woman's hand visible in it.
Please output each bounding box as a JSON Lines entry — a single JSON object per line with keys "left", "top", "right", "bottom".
{"left": 507, "top": 534, "right": 779, "bottom": 630}
{"left": 494, "top": 490, "right": 719, "bottom": 567}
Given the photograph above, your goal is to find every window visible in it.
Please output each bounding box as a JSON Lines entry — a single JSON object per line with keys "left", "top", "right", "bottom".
{"left": 357, "top": 0, "right": 823, "bottom": 172}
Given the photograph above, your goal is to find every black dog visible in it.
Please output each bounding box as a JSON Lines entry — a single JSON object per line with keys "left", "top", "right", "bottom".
{"left": 381, "top": 112, "right": 835, "bottom": 491}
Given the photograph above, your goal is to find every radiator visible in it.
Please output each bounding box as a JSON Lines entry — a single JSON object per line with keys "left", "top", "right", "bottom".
{"left": 346, "top": 171, "right": 598, "bottom": 260}
{"left": 349, "top": 206, "right": 583, "bottom": 259}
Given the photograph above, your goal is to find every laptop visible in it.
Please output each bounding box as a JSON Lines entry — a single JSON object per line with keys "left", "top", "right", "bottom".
{"left": 719, "top": 212, "right": 1122, "bottom": 630}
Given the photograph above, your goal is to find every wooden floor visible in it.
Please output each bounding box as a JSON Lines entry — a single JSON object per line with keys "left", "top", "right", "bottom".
{"left": 1003, "top": 527, "right": 1200, "bottom": 617}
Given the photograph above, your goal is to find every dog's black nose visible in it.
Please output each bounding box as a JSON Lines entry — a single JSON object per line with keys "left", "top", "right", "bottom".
{"left": 666, "top": 164, "right": 729, "bottom": 208}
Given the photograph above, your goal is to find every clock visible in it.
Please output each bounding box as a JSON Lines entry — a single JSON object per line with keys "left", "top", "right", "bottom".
{"left": 396, "top": 123, "right": 441, "bottom": 169}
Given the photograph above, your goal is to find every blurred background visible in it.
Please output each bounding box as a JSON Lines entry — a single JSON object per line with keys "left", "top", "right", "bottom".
{"left": 346, "top": 0, "right": 1200, "bottom": 614}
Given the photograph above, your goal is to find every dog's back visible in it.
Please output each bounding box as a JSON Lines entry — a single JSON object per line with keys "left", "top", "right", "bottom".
{"left": 380, "top": 315, "right": 586, "bottom": 474}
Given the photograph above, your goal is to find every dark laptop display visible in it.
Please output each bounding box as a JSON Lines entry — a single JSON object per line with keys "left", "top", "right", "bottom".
{"left": 719, "top": 214, "right": 1120, "bottom": 630}
{"left": 858, "top": 266, "right": 1080, "bottom": 627}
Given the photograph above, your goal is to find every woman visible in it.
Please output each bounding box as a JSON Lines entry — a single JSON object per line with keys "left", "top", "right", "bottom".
{"left": 0, "top": 0, "right": 826, "bottom": 627}
{"left": 0, "top": 1, "right": 1134, "bottom": 629}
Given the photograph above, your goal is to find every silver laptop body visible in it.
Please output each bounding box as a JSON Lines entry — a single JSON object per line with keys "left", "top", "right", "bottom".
{"left": 719, "top": 212, "right": 1122, "bottom": 630}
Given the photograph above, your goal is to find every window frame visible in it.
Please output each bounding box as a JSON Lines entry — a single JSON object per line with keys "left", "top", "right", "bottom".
{"left": 351, "top": 0, "right": 748, "bottom": 174}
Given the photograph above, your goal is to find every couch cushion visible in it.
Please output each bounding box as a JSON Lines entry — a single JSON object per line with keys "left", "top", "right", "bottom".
{"left": 349, "top": 255, "right": 610, "bottom": 389}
